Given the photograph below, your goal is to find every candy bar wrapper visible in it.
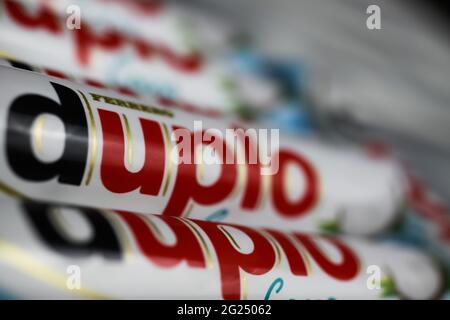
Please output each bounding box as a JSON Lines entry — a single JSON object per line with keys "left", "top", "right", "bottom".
{"left": 0, "top": 194, "right": 445, "bottom": 300}
{"left": 0, "top": 65, "right": 407, "bottom": 235}
{"left": 0, "top": 0, "right": 241, "bottom": 114}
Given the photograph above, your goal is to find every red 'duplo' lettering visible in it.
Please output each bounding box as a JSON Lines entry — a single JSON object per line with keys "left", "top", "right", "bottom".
{"left": 96, "top": 110, "right": 319, "bottom": 218}
{"left": 99, "top": 109, "right": 166, "bottom": 196}
{"left": 272, "top": 150, "right": 319, "bottom": 217}
{"left": 117, "top": 211, "right": 206, "bottom": 268}
{"left": 294, "top": 233, "right": 359, "bottom": 280}
{"left": 195, "top": 220, "right": 277, "bottom": 300}
{"left": 5, "top": 0, "right": 60, "bottom": 33}
{"left": 110, "top": 212, "right": 359, "bottom": 299}
{"left": 162, "top": 128, "right": 238, "bottom": 217}
{"left": 4, "top": 0, "right": 202, "bottom": 72}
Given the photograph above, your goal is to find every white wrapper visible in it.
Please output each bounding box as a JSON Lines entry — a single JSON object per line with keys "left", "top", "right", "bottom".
{"left": 0, "top": 194, "right": 444, "bottom": 299}
{"left": 0, "top": 65, "right": 406, "bottom": 235}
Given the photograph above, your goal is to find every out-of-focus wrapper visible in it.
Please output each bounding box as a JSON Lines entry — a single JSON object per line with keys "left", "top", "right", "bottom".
{"left": 384, "top": 175, "right": 450, "bottom": 273}
{"left": 0, "top": 56, "right": 224, "bottom": 118}
{"left": 42, "top": 0, "right": 197, "bottom": 56}
{"left": 0, "top": 55, "right": 289, "bottom": 135}
{"left": 0, "top": 65, "right": 406, "bottom": 235}
{"left": 48, "top": 0, "right": 241, "bottom": 56}
{"left": 0, "top": 0, "right": 242, "bottom": 114}
{"left": 0, "top": 194, "right": 444, "bottom": 299}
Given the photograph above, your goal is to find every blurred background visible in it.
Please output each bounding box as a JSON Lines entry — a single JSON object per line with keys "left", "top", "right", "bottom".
{"left": 185, "top": 0, "right": 450, "bottom": 200}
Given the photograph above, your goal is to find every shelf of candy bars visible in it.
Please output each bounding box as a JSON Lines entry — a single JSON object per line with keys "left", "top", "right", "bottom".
{"left": 0, "top": 0, "right": 448, "bottom": 299}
